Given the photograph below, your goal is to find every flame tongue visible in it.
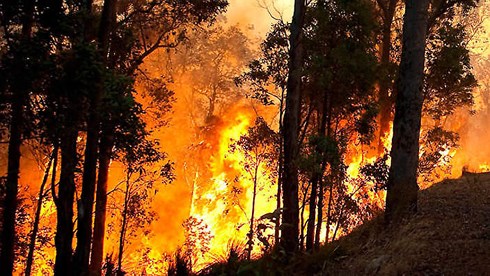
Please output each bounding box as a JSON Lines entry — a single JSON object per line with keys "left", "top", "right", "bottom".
{"left": 188, "top": 111, "right": 276, "bottom": 268}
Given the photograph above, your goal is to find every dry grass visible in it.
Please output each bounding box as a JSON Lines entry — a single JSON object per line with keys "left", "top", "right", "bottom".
{"left": 307, "top": 173, "right": 490, "bottom": 275}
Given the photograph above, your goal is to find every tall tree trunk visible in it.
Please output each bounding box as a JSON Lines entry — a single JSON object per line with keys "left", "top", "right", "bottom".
{"left": 275, "top": 148, "right": 283, "bottom": 246}
{"left": 117, "top": 174, "right": 131, "bottom": 276}
{"left": 247, "top": 165, "right": 259, "bottom": 260}
{"left": 0, "top": 1, "right": 35, "bottom": 274}
{"left": 305, "top": 177, "right": 318, "bottom": 251}
{"left": 73, "top": 92, "right": 101, "bottom": 275}
{"left": 281, "top": 0, "right": 305, "bottom": 254}
{"left": 1, "top": 95, "right": 23, "bottom": 276}
{"left": 308, "top": 89, "right": 331, "bottom": 250}
{"left": 314, "top": 177, "right": 324, "bottom": 248}
{"left": 25, "top": 148, "right": 57, "bottom": 276}
{"left": 89, "top": 0, "right": 117, "bottom": 273}
{"left": 275, "top": 92, "right": 285, "bottom": 246}
{"left": 377, "top": 0, "right": 399, "bottom": 154}
{"left": 54, "top": 128, "right": 79, "bottom": 276}
{"left": 385, "top": 0, "right": 430, "bottom": 223}
{"left": 313, "top": 159, "right": 329, "bottom": 248}
{"left": 74, "top": 1, "right": 116, "bottom": 273}
{"left": 324, "top": 182, "right": 334, "bottom": 243}
{"left": 90, "top": 132, "right": 114, "bottom": 275}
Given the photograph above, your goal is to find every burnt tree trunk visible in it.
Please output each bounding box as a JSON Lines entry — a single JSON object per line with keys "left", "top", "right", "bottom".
{"left": 314, "top": 174, "right": 325, "bottom": 248}
{"left": 73, "top": 84, "right": 101, "bottom": 275}
{"left": 281, "top": 0, "right": 305, "bottom": 254}
{"left": 324, "top": 181, "right": 334, "bottom": 243}
{"left": 385, "top": 0, "right": 430, "bottom": 223}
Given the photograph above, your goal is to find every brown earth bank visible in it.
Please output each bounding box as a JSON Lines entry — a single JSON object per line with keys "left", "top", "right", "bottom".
{"left": 202, "top": 172, "right": 490, "bottom": 275}
{"left": 292, "top": 172, "right": 490, "bottom": 275}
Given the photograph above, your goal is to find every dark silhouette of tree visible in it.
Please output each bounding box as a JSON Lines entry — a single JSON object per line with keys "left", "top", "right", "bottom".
{"left": 373, "top": 0, "right": 402, "bottom": 153}
{"left": 25, "top": 148, "right": 58, "bottom": 276}
{"left": 0, "top": 1, "right": 36, "bottom": 273}
{"left": 301, "top": 0, "right": 378, "bottom": 250}
{"left": 229, "top": 117, "right": 279, "bottom": 259}
{"left": 90, "top": 2, "right": 227, "bottom": 273}
{"left": 113, "top": 139, "right": 171, "bottom": 275}
{"left": 237, "top": 21, "right": 289, "bottom": 245}
{"left": 281, "top": 0, "right": 306, "bottom": 254}
{"left": 373, "top": 0, "right": 480, "bottom": 154}
{"left": 73, "top": 0, "right": 116, "bottom": 272}
{"left": 181, "top": 216, "right": 213, "bottom": 270}
{"left": 385, "top": 0, "right": 431, "bottom": 223}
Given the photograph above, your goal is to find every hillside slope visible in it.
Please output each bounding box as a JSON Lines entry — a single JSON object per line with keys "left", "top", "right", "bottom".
{"left": 200, "top": 173, "right": 490, "bottom": 275}
{"left": 315, "top": 172, "right": 490, "bottom": 275}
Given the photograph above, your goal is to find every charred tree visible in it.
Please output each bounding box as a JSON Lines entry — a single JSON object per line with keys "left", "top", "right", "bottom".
{"left": 385, "top": 0, "right": 430, "bottom": 223}
{"left": 281, "top": 0, "right": 305, "bottom": 253}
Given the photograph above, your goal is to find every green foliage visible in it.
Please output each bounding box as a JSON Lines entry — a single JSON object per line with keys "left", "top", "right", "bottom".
{"left": 425, "top": 22, "right": 477, "bottom": 119}
{"left": 301, "top": 0, "right": 379, "bottom": 148}
{"left": 166, "top": 22, "right": 253, "bottom": 121}
{"left": 420, "top": 18, "right": 478, "bottom": 183}
{"left": 115, "top": 0, "right": 228, "bottom": 73}
{"left": 360, "top": 154, "right": 390, "bottom": 191}
{"left": 355, "top": 104, "right": 379, "bottom": 145}
{"left": 300, "top": 135, "right": 341, "bottom": 176}
{"left": 418, "top": 127, "right": 459, "bottom": 182}
{"left": 237, "top": 21, "right": 289, "bottom": 106}
{"left": 228, "top": 117, "right": 280, "bottom": 253}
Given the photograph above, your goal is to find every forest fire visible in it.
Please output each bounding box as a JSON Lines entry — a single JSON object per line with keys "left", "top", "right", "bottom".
{"left": 1, "top": 0, "right": 490, "bottom": 275}
{"left": 187, "top": 111, "right": 277, "bottom": 266}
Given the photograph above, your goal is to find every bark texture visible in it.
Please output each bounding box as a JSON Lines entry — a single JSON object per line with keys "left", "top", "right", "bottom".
{"left": 385, "top": 0, "right": 430, "bottom": 223}
{"left": 281, "top": 0, "right": 305, "bottom": 253}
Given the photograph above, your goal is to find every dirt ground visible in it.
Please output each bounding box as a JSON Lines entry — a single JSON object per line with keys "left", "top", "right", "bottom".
{"left": 331, "top": 173, "right": 490, "bottom": 275}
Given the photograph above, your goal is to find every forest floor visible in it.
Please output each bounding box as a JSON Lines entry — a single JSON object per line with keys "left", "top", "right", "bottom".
{"left": 202, "top": 173, "right": 490, "bottom": 275}
{"left": 290, "top": 172, "right": 490, "bottom": 275}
